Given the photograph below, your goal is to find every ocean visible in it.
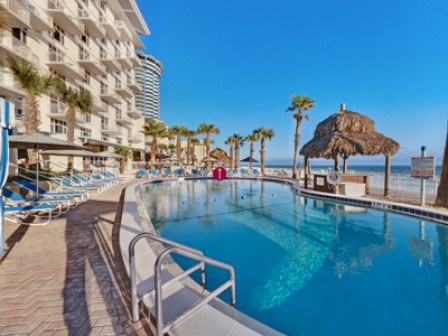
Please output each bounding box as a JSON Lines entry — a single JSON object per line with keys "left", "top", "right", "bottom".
{"left": 240, "top": 164, "right": 443, "bottom": 177}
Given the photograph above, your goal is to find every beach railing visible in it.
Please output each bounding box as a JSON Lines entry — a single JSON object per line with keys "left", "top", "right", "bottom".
{"left": 370, "top": 174, "right": 440, "bottom": 196}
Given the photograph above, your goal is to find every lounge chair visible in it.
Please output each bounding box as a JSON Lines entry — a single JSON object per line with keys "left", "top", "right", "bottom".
{"left": 163, "top": 168, "right": 172, "bottom": 177}
{"left": 232, "top": 169, "right": 240, "bottom": 177}
{"left": 66, "top": 174, "right": 107, "bottom": 192}
{"left": 191, "top": 169, "right": 199, "bottom": 177}
{"left": 84, "top": 173, "right": 113, "bottom": 187}
{"left": 240, "top": 169, "right": 248, "bottom": 177}
{"left": 105, "top": 171, "right": 131, "bottom": 181}
{"left": 252, "top": 169, "right": 261, "bottom": 177}
{"left": 136, "top": 169, "right": 148, "bottom": 178}
{"left": 3, "top": 188, "right": 76, "bottom": 214}
{"left": 4, "top": 203, "right": 62, "bottom": 225}
{"left": 151, "top": 169, "right": 160, "bottom": 178}
{"left": 13, "top": 180, "right": 88, "bottom": 203}
{"left": 174, "top": 168, "right": 184, "bottom": 177}
{"left": 51, "top": 177, "right": 103, "bottom": 195}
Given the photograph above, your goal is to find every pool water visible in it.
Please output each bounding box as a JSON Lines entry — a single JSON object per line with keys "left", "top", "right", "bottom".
{"left": 140, "top": 179, "right": 448, "bottom": 336}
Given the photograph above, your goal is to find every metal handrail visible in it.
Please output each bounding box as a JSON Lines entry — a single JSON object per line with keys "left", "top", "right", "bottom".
{"left": 129, "top": 232, "right": 236, "bottom": 336}
{"left": 129, "top": 232, "right": 204, "bottom": 322}
{"left": 155, "top": 247, "right": 236, "bottom": 336}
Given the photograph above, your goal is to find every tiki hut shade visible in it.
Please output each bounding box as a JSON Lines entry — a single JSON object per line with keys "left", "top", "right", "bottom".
{"left": 210, "top": 147, "right": 231, "bottom": 163}
{"left": 300, "top": 109, "right": 399, "bottom": 158}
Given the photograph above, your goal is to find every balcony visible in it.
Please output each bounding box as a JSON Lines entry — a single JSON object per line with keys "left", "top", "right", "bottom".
{"left": 115, "top": 115, "right": 132, "bottom": 126}
{"left": 47, "top": 0, "right": 84, "bottom": 35}
{"left": 0, "top": 72, "right": 25, "bottom": 99}
{"left": 127, "top": 50, "right": 142, "bottom": 67}
{"left": 116, "top": 20, "right": 132, "bottom": 41}
{"left": 0, "top": 32, "right": 40, "bottom": 67}
{"left": 127, "top": 106, "right": 142, "bottom": 119}
{"left": 115, "top": 82, "right": 133, "bottom": 98}
{"left": 101, "top": 14, "right": 120, "bottom": 40}
{"left": 21, "top": 0, "right": 53, "bottom": 30}
{"left": 47, "top": 102, "right": 66, "bottom": 121}
{"left": 89, "top": 97, "right": 105, "bottom": 114}
{"left": 128, "top": 134, "right": 142, "bottom": 144}
{"left": 78, "top": 7, "right": 105, "bottom": 38}
{"left": 100, "top": 124, "right": 119, "bottom": 135}
{"left": 99, "top": 50, "right": 121, "bottom": 72}
{"left": 0, "top": 0, "right": 31, "bottom": 28}
{"left": 127, "top": 78, "right": 142, "bottom": 92}
{"left": 78, "top": 49, "right": 105, "bottom": 75}
{"left": 100, "top": 86, "right": 121, "bottom": 104}
{"left": 46, "top": 49, "right": 84, "bottom": 80}
{"left": 115, "top": 51, "right": 132, "bottom": 69}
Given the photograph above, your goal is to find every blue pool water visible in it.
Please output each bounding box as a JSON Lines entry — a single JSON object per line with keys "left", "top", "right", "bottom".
{"left": 140, "top": 179, "right": 448, "bottom": 336}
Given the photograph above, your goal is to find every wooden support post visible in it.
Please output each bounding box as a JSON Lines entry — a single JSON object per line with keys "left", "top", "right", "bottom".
{"left": 384, "top": 154, "right": 391, "bottom": 197}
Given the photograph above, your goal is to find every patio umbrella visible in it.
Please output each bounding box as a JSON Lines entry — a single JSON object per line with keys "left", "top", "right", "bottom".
{"left": 240, "top": 156, "right": 259, "bottom": 163}
{"left": 0, "top": 100, "right": 10, "bottom": 254}
{"left": 40, "top": 149, "right": 96, "bottom": 157}
{"left": 93, "top": 151, "right": 124, "bottom": 159}
{"left": 156, "top": 153, "right": 170, "bottom": 160}
{"left": 202, "top": 157, "right": 220, "bottom": 162}
{"left": 9, "top": 133, "right": 87, "bottom": 196}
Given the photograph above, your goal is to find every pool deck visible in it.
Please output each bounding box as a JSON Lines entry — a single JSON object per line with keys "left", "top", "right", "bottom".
{"left": 0, "top": 180, "right": 155, "bottom": 336}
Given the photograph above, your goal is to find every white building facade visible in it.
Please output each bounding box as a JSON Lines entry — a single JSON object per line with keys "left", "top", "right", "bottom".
{"left": 0, "top": 0, "right": 150, "bottom": 169}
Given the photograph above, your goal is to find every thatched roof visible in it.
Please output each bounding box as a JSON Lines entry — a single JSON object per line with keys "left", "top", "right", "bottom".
{"left": 300, "top": 107, "right": 399, "bottom": 158}
{"left": 210, "top": 147, "right": 231, "bottom": 163}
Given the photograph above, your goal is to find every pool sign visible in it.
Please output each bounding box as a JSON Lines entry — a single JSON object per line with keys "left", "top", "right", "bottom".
{"left": 411, "top": 156, "right": 435, "bottom": 179}
{"left": 213, "top": 167, "right": 226, "bottom": 181}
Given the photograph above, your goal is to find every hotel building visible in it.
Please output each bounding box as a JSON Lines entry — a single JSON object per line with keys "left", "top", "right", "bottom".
{"left": 135, "top": 52, "right": 163, "bottom": 121}
{"left": 0, "top": 0, "right": 150, "bottom": 169}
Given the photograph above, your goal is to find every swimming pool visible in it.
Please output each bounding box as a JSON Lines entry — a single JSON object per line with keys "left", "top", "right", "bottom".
{"left": 140, "top": 179, "right": 448, "bottom": 336}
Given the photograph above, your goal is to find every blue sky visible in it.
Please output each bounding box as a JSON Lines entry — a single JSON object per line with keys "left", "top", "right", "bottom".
{"left": 137, "top": 0, "right": 448, "bottom": 165}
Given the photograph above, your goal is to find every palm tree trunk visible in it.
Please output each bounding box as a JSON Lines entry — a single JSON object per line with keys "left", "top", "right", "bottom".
{"left": 249, "top": 141, "right": 254, "bottom": 170}
{"left": 151, "top": 137, "right": 157, "bottom": 162}
{"left": 23, "top": 94, "right": 40, "bottom": 164}
{"left": 230, "top": 145, "right": 234, "bottom": 169}
{"left": 292, "top": 118, "right": 301, "bottom": 178}
{"left": 206, "top": 134, "right": 211, "bottom": 169}
{"left": 176, "top": 136, "right": 181, "bottom": 160}
{"left": 435, "top": 132, "right": 448, "bottom": 207}
{"left": 384, "top": 154, "right": 391, "bottom": 197}
{"left": 260, "top": 138, "right": 266, "bottom": 173}
{"left": 235, "top": 146, "right": 240, "bottom": 168}
{"left": 66, "top": 107, "right": 76, "bottom": 170}
{"left": 186, "top": 138, "right": 190, "bottom": 165}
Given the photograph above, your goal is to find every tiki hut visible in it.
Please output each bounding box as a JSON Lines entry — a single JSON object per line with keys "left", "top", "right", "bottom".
{"left": 300, "top": 103, "right": 399, "bottom": 196}
{"left": 209, "top": 147, "right": 231, "bottom": 164}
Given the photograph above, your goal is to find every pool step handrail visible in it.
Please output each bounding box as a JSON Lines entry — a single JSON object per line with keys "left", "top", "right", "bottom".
{"left": 129, "top": 232, "right": 236, "bottom": 336}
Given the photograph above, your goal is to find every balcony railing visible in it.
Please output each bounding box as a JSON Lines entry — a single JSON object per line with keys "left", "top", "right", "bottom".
{"left": 47, "top": 0, "right": 84, "bottom": 35}
{"left": 0, "top": 0, "right": 31, "bottom": 28}
{"left": 0, "top": 72, "right": 25, "bottom": 98}
{"left": 0, "top": 32, "right": 39, "bottom": 67}
{"left": 16, "top": 0, "right": 53, "bottom": 30}
{"left": 47, "top": 49, "right": 83, "bottom": 80}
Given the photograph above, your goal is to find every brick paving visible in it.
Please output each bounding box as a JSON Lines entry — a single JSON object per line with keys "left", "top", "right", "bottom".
{"left": 0, "top": 181, "right": 155, "bottom": 336}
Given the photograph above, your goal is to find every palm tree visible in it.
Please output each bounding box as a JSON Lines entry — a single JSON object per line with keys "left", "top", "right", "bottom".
{"left": 190, "top": 138, "right": 200, "bottom": 165}
{"left": 254, "top": 127, "right": 275, "bottom": 173}
{"left": 168, "top": 143, "right": 176, "bottom": 155}
{"left": 158, "top": 143, "right": 168, "bottom": 154}
{"left": 185, "top": 129, "right": 196, "bottom": 166}
{"left": 115, "top": 146, "right": 132, "bottom": 173}
{"left": 225, "top": 138, "right": 234, "bottom": 169}
{"left": 244, "top": 132, "right": 260, "bottom": 170}
{"left": 142, "top": 121, "right": 170, "bottom": 162}
{"left": 7, "top": 56, "right": 59, "bottom": 163}
{"left": 56, "top": 82, "right": 92, "bottom": 169}
{"left": 436, "top": 129, "right": 448, "bottom": 207}
{"left": 169, "top": 126, "right": 187, "bottom": 159}
{"left": 230, "top": 134, "right": 244, "bottom": 168}
{"left": 286, "top": 94, "right": 315, "bottom": 178}
{"left": 197, "top": 123, "right": 220, "bottom": 167}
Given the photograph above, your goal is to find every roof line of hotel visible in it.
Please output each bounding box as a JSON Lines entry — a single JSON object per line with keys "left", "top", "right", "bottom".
{"left": 119, "top": 0, "right": 150, "bottom": 35}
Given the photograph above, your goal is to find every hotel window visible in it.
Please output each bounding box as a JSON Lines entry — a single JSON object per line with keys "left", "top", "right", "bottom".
{"left": 81, "top": 35, "right": 89, "bottom": 46}
{"left": 81, "top": 112, "right": 91, "bottom": 123}
{"left": 80, "top": 127, "right": 91, "bottom": 138}
{"left": 51, "top": 119, "right": 67, "bottom": 134}
{"left": 53, "top": 24, "right": 65, "bottom": 45}
{"left": 83, "top": 69, "right": 90, "bottom": 85}
{"left": 101, "top": 116, "right": 108, "bottom": 129}
{"left": 115, "top": 108, "right": 121, "bottom": 119}
{"left": 101, "top": 134, "right": 109, "bottom": 142}
{"left": 116, "top": 137, "right": 122, "bottom": 145}
{"left": 12, "top": 28, "right": 27, "bottom": 44}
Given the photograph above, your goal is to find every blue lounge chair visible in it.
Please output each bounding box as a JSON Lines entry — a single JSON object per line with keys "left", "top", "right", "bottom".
{"left": 151, "top": 169, "right": 160, "bottom": 178}
{"left": 191, "top": 169, "right": 199, "bottom": 176}
{"left": 200, "top": 168, "right": 209, "bottom": 177}
{"left": 240, "top": 169, "right": 248, "bottom": 177}
{"left": 163, "top": 168, "right": 172, "bottom": 177}
{"left": 65, "top": 174, "right": 106, "bottom": 192}
{"left": 3, "top": 188, "right": 75, "bottom": 214}
{"left": 232, "top": 169, "right": 240, "bottom": 177}
{"left": 51, "top": 177, "right": 103, "bottom": 195}
{"left": 136, "top": 169, "right": 148, "bottom": 178}
{"left": 4, "top": 203, "right": 62, "bottom": 225}
{"left": 174, "top": 168, "right": 184, "bottom": 177}
{"left": 106, "top": 171, "right": 131, "bottom": 181}
{"left": 13, "top": 180, "right": 88, "bottom": 203}
{"left": 84, "top": 173, "right": 113, "bottom": 187}
{"left": 252, "top": 169, "right": 261, "bottom": 177}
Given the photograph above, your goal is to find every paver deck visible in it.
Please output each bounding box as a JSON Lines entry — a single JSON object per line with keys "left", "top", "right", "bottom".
{"left": 0, "top": 181, "right": 155, "bottom": 336}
